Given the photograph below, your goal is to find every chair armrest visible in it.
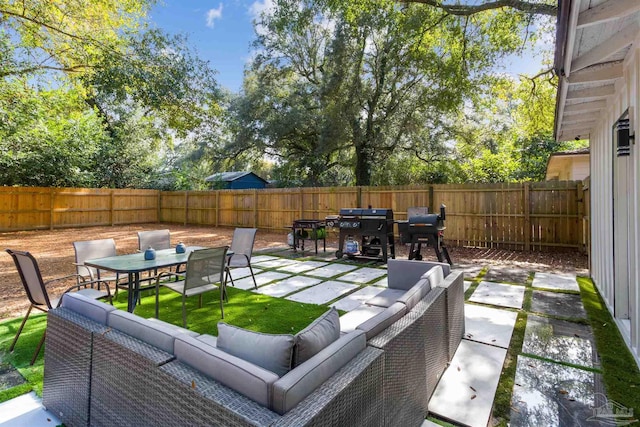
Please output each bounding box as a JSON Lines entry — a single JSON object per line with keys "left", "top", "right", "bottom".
{"left": 155, "top": 271, "right": 183, "bottom": 285}
{"left": 73, "top": 263, "right": 96, "bottom": 280}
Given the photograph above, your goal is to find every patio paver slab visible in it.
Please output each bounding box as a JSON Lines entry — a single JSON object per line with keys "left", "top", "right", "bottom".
{"left": 429, "top": 340, "right": 507, "bottom": 427}
{"left": 483, "top": 265, "right": 530, "bottom": 284}
{"left": 522, "top": 315, "right": 597, "bottom": 368}
{"left": 464, "top": 304, "right": 518, "bottom": 349}
{"left": 464, "top": 280, "right": 472, "bottom": 292}
{"left": 254, "top": 276, "right": 322, "bottom": 298}
{"left": 455, "top": 263, "right": 484, "bottom": 279}
{"left": 250, "top": 255, "right": 280, "bottom": 263}
{"left": 0, "top": 363, "right": 25, "bottom": 391}
{"left": 331, "top": 286, "right": 386, "bottom": 312}
{"left": 304, "top": 263, "right": 359, "bottom": 278}
{"left": 530, "top": 290, "right": 587, "bottom": 319}
{"left": 372, "top": 277, "right": 388, "bottom": 288}
{"left": 251, "top": 258, "right": 299, "bottom": 269}
{"left": 276, "top": 261, "right": 329, "bottom": 274}
{"left": 468, "top": 281, "right": 526, "bottom": 309}
{"left": 0, "top": 392, "right": 60, "bottom": 426}
{"left": 286, "top": 281, "right": 358, "bottom": 305}
{"left": 337, "top": 267, "right": 387, "bottom": 284}
{"left": 231, "top": 271, "right": 291, "bottom": 290}
{"left": 532, "top": 272, "right": 579, "bottom": 291}
{"left": 510, "top": 355, "right": 605, "bottom": 427}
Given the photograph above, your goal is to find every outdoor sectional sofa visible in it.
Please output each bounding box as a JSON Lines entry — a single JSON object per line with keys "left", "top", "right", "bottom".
{"left": 42, "top": 259, "right": 464, "bottom": 427}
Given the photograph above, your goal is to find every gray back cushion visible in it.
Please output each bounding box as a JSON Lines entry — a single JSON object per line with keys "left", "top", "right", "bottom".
{"left": 108, "top": 310, "right": 188, "bottom": 354}
{"left": 293, "top": 308, "right": 340, "bottom": 367}
{"left": 423, "top": 265, "right": 445, "bottom": 288}
{"left": 174, "top": 334, "right": 278, "bottom": 407}
{"left": 356, "top": 302, "right": 407, "bottom": 340}
{"left": 396, "top": 277, "right": 431, "bottom": 311}
{"left": 272, "top": 330, "right": 366, "bottom": 414}
{"left": 217, "top": 322, "right": 295, "bottom": 377}
{"left": 387, "top": 260, "right": 450, "bottom": 290}
{"left": 60, "top": 292, "right": 115, "bottom": 325}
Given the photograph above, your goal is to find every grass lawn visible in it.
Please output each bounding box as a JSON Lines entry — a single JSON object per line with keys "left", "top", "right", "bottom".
{"left": 0, "top": 286, "right": 332, "bottom": 404}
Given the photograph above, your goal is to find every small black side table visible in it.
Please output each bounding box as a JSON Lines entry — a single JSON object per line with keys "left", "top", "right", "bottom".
{"left": 290, "top": 219, "right": 326, "bottom": 254}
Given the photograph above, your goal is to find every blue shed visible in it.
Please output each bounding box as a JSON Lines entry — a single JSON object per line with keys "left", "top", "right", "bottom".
{"left": 205, "top": 171, "right": 268, "bottom": 190}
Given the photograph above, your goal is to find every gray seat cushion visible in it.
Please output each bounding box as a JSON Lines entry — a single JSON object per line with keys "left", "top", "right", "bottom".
{"left": 217, "top": 322, "right": 295, "bottom": 377}
{"left": 293, "top": 308, "right": 340, "bottom": 367}
{"left": 60, "top": 292, "right": 116, "bottom": 325}
{"left": 174, "top": 334, "right": 278, "bottom": 407}
{"left": 108, "top": 310, "right": 191, "bottom": 354}
{"left": 339, "top": 305, "right": 386, "bottom": 333}
{"left": 272, "top": 329, "right": 366, "bottom": 415}
{"left": 356, "top": 302, "right": 407, "bottom": 340}
{"left": 365, "top": 288, "right": 406, "bottom": 308}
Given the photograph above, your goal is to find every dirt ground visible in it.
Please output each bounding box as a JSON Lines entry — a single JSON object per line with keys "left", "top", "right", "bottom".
{"left": 0, "top": 223, "right": 589, "bottom": 320}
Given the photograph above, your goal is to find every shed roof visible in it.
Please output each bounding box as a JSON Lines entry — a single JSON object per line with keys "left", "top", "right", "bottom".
{"left": 204, "top": 171, "right": 268, "bottom": 183}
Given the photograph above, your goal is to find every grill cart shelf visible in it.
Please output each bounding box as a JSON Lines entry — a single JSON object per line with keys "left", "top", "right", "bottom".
{"left": 289, "top": 219, "right": 326, "bottom": 254}
{"left": 397, "top": 205, "right": 452, "bottom": 265}
{"left": 334, "top": 208, "right": 395, "bottom": 263}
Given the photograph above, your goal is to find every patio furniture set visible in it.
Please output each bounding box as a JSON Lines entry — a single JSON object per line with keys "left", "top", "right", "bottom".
{"left": 6, "top": 228, "right": 259, "bottom": 364}
{"left": 41, "top": 259, "right": 464, "bottom": 427}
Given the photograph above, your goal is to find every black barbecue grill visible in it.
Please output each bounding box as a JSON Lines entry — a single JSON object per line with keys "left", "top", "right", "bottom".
{"left": 397, "top": 205, "right": 452, "bottom": 265}
{"left": 334, "top": 208, "right": 395, "bottom": 262}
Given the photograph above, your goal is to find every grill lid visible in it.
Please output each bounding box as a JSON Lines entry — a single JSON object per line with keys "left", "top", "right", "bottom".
{"left": 408, "top": 214, "right": 442, "bottom": 227}
{"left": 338, "top": 208, "right": 393, "bottom": 219}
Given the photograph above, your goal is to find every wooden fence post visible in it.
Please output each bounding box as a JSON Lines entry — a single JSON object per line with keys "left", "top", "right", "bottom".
{"left": 215, "top": 191, "right": 220, "bottom": 227}
{"left": 576, "top": 181, "right": 585, "bottom": 254}
{"left": 299, "top": 188, "right": 304, "bottom": 219}
{"left": 428, "top": 185, "right": 434, "bottom": 213}
{"left": 524, "top": 182, "right": 531, "bottom": 251}
{"left": 184, "top": 191, "right": 189, "bottom": 226}
{"left": 253, "top": 189, "right": 258, "bottom": 227}
{"left": 49, "top": 188, "right": 55, "bottom": 230}
{"left": 110, "top": 191, "right": 115, "bottom": 226}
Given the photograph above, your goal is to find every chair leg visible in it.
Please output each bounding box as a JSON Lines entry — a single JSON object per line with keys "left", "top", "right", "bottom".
{"left": 225, "top": 268, "right": 235, "bottom": 287}
{"left": 249, "top": 265, "right": 257, "bottom": 290}
{"left": 9, "top": 305, "right": 32, "bottom": 352}
{"left": 220, "top": 284, "right": 225, "bottom": 319}
{"left": 30, "top": 331, "right": 46, "bottom": 366}
{"left": 182, "top": 295, "right": 187, "bottom": 328}
{"left": 155, "top": 283, "right": 160, "bottom": 319}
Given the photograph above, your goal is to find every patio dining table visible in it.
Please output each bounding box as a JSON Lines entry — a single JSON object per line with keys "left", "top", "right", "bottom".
{"left": 85, "top": 246, "right": 204, "bottom": 313}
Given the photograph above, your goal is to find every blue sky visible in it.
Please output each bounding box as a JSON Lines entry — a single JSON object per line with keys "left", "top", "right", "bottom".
{"left": 149, "top": 0, "right": 267, "bottom": 92}
{"left": 149, "top": 1, "right": 551, "bottom": 93}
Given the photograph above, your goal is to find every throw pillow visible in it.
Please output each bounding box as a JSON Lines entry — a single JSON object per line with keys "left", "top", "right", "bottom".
{"left": 217, "top": 322, "right": 295, "bottom": 377}
{"left": 293, "top": 307, "right": 340, "bottom": 367}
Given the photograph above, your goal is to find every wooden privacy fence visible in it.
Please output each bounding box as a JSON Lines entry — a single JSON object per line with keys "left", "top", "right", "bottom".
{"left": 0, "top": 181, "right": 589, "bottom": 252}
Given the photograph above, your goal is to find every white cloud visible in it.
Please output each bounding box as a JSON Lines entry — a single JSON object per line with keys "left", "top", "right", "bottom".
{"left": 206, "top": 4, "right": 223, "bottom": 28}
{"left": 249, "top": 0, "right": 274, "bottom": 20}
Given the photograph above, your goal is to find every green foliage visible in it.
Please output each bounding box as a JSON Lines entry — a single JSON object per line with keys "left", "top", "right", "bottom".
{"left": 232, "top": 0, "right": 553, "bottom": 186}
{"left": 0, "top": 80, "right": 107, "bottom": 187}
{"left": 0, "top": 0, "right": 152, "bottom": 78}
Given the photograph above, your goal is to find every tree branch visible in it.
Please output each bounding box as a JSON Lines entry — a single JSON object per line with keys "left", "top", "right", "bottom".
{"left": 401, "top": 0, "right": 557, "bottom": 17}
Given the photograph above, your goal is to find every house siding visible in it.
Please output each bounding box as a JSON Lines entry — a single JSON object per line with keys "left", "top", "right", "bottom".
{"left": 589, "top": 38, "right": 640, "bottom": 367}
{"left": 228, "top": 175, "right": 267, "bottom": 190}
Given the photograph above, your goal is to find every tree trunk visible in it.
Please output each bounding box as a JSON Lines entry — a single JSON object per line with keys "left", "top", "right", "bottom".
{"left": 354, "top": 142, "right": 371, "bottom": 186}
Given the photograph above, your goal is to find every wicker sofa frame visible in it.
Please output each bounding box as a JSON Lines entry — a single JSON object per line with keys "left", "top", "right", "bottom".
{"left": 42, "top": 263, "right": 464, "bottom": 427}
